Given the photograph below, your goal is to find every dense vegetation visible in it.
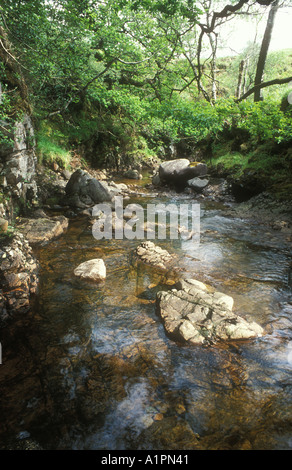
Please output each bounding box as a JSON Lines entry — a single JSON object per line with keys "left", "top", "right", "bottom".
{"left": 0, "top": 0, "right": 291, "bottom": 197}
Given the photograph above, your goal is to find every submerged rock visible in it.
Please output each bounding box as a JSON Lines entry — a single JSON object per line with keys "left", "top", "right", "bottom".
{"left": 74, "top": 258, "right": 106, "bottom": 282}
{"left": 137, "top": 416, "right": 201, "bottom": 450}
{"left": 4, "top": 438, "right": 43, "bottom": 450}
{"left": 135, "top": 241, "right": 175, "bottom": 271}
{"left": 124, "top": 169, "right": 142, "bottom": 180}
{"left": 156, "top": 278, "right": 264, "bottom": 345}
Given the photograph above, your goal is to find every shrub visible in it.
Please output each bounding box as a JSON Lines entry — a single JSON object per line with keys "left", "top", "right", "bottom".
{"left": 237, "top": 99, "right": 292, "bottom": 144}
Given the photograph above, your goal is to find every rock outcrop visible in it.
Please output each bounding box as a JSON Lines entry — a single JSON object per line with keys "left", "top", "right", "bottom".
{"left": 0, "top": 232, "right": 39, "bottom": 320}
{"left": 156, "top": 278, "right": 264, "bottom": 345}
{"left": 0, "top": 114, "right": 38, "bottom": 220}
{"left": 230, "top": 170, "right": 266, "bottom": 202}
{"left": 0, "top": 28, "right": 38, "bottom": 221}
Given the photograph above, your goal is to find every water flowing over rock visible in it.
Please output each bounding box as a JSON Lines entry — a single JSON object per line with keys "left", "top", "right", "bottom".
{"left": 0, "top": 232, "right": 39, "bottom": 319}
{"left": 156, "top": 278, "right": 264, "bottom": 345}
{"left": 159, "top": 159, "right": 207, "bottom": 190}
{"left": 74, "top": 258, "right": 106, "bottom": 282}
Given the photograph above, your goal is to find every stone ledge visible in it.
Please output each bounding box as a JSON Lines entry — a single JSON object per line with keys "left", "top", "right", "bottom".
{"left": 156, "top": 278, "right": 264, "bottom": 345}
{"left": 17, "top": 215, "right": 68, "bottom": 245}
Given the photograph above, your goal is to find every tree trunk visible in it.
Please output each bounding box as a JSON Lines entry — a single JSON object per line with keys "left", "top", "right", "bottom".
{"left": 242, "top": 58, "right": 249, "bottom": 95}
{"left": 209, "top": 31, "right": 218, "bottom": 103}
{"left": 236, "top": 59, "right": 245, "bottom": 99}
{"left": 253, "top": 0, "right": 279, "bottom": 102}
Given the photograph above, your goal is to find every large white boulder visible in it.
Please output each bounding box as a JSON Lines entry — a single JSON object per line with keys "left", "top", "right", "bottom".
{"left": 74, "top": 259, "right": 106, "bottom": 282}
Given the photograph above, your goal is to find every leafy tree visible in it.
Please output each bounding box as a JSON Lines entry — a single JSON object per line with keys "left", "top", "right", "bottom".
{"left": 0, "top": 0, "right": 291, "bottom": 171}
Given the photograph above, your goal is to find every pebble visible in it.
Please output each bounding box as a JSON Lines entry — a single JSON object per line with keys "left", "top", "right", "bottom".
{"left": 154, "top": 413, "right": 164, "bottom": 421}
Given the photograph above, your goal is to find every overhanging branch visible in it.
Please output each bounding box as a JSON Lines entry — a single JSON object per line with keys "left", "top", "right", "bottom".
{"left": 235, "top": 75, "right": 292, "bottom": 102}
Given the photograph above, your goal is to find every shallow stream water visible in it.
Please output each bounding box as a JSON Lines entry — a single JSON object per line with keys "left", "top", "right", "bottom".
{"left": 1, "top": 180, "right": 292, "bottom": 450}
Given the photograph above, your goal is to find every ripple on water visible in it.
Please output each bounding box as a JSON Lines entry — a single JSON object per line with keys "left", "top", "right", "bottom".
{"left": 1, "top": 195, "right": 292, "bottom": 450}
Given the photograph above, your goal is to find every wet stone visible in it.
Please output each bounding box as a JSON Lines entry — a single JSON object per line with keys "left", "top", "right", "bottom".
{"left": 135, "top": 241, "right": 176, "bottom": 271}
{"left": 137, "top": 416, "right": 201, "bottom": 450}
{"left": 17, "top": 215, "right": 68, "bottom": 246}
{"left": 156, "top": 278, "right": 264, "bottom": 345}
{"left": 0, "top": 232, "right": 39, "bottom": 318}
{"left": 0, "top": 217, "right": 8, "bottom": 233}
{"left": 74, "top": 258, "right": 106, "bottom": 282}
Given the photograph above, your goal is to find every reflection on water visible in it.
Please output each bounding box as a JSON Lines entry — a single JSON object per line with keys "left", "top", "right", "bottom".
{"left": 0, "top": 191, "right": 292, "bottom": 450}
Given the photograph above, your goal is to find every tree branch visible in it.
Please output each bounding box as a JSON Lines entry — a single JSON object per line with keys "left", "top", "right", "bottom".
{"left": 116, "top": 57, "right": 152, "bottom": 65}
{"left": 200, "top": 0, "right": 250, "bottom": 33}
{"left": 81, "top": 58, "right": 117, "bottom": 92}
{"left": 235, "top": 75, "right": 292, "bottom": 102}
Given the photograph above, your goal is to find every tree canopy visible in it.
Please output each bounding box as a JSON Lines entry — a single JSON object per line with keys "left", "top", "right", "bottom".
{"left": 0, "top": 0, "right": 291, "bottom": 167}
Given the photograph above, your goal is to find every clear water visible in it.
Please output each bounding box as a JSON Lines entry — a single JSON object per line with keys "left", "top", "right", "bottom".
{"left": 1, "top": 188, "right": 292, "bottom": 450}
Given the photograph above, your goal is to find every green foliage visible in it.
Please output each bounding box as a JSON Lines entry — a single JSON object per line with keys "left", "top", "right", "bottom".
{"left": 141, "top": 96, "right": 292, "bottom": 147}
{"left": 236, "top": 99, "right": 292, "bottom": 144}
{"left": 129, "top": 0, "right": 202, "bottom": 17}
{"left": 211, "top": 151, "right": 249, "bottom": 176}
{"left": 0, "top": 89, "right": 13, "bottom": 146}
{"left": 1, "top": 0, "right": 291, "bottom": 176}
{"left": 36, "top": 124, "right": 71, "bottom": 168}
{"left": 212, "top": 143, "right": 292, "bottom": 194}
{"left": 0, "top": 66, "right": 14, "bottom": 147}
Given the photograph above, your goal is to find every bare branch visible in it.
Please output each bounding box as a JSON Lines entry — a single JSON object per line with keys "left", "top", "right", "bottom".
{"left": 116, "top": 57, "right": 152, "bottom": 65}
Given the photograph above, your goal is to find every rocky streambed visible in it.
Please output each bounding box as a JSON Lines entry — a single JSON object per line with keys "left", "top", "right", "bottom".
{"left": 1, "top": 161, "right": 292, "bottom": 450}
